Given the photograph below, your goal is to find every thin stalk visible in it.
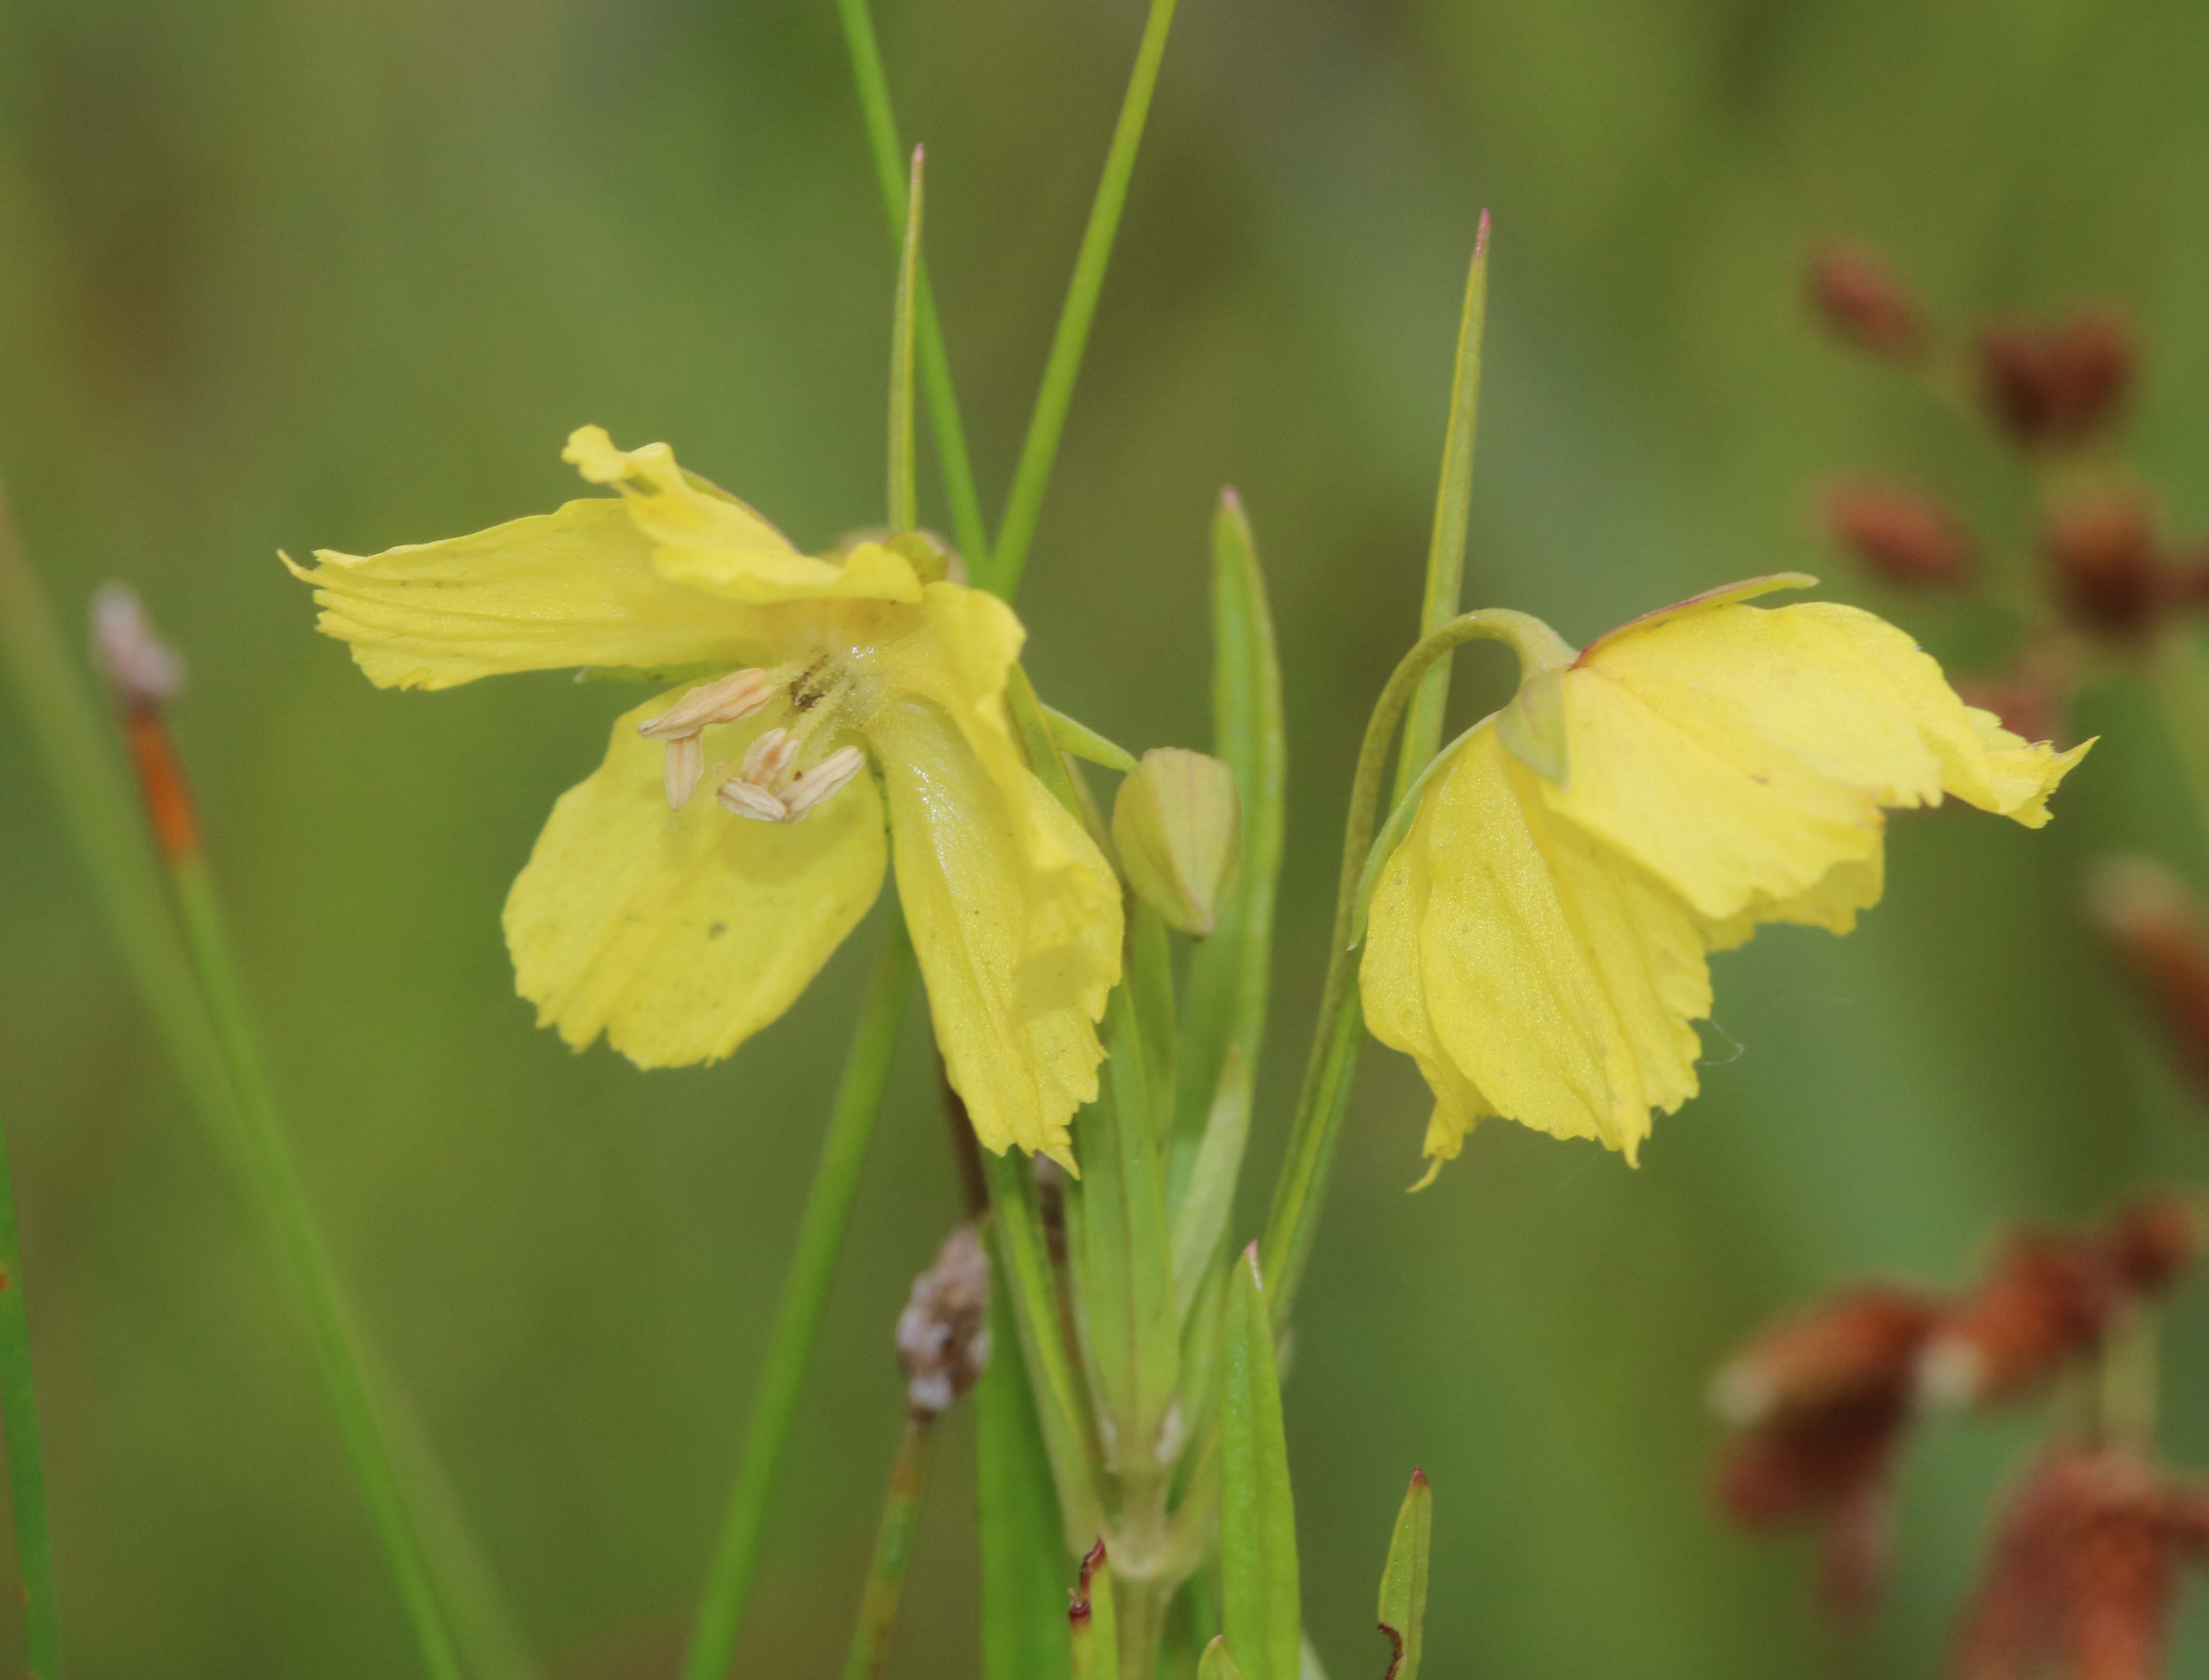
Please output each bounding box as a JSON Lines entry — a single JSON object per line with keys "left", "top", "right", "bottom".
{"left": 2150, "top": 626, "right": 2209, "bottom": 856}
{"left": 1258, "top": 612, "right": 1567, "bottom": 1325}
{"left": 889, "top": 148, "right": 924, "bottom": 536}
{"left": 832, "top": 0, "right": 990, "bottom": 569}
{"left": 989, "top": 0, "right": 1180, "bottom": 600}
{"left": 839, "top": 1415, "right": 936, "bottom": 1680}
{"left": 164, "top": 848, "right": 461, "bottom": 1680}
{"left": 680, "top": 927, "right": 915, "bottom": 1680}
{"left": 0, "top": 1099, "right": 61, "bottom": 1680}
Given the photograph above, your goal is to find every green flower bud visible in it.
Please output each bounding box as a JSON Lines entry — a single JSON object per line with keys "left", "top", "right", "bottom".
{"left": 1112, "top": 747, "right": 1242, "bottom": 936}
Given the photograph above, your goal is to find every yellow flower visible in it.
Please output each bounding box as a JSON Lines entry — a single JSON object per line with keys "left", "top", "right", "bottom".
{"left": 1361, "top": 575, "right": 2091, "bottom": 1175}
{"left": 290, "top": 427, "right": 1121, "bottom": 1163}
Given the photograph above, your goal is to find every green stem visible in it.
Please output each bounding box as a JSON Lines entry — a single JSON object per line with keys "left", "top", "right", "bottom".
{"left": 167, "top": 858, "right": 462, "bottom": 1680}
{"left": 889, "top": 149, "right": 924, "bottom": 535}
{"left": 1258, "top": 611, "right": 1568, "bottom": 1325}
{"left": 679, "top": 926, "right": 915, "bottom": 1680}
{"left": 2150, "top": 626, "right": 2209, "bottom": 856}
{"left": 0, "top": 1099, "right": 61, "bottom": 1680}
{"left": 832, "top": 0, "right": 991, "bottom": 570}
{"left": 988, "top": 0, "right": 1180, "bottom": 600}
{"left": 839, "top": 1415, "right": 936, "bottom": 1680}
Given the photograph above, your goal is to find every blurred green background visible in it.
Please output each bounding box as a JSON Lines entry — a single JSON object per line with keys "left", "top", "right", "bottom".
{"left": 4, "top": 0, "right": 2209, "bottom": 1673}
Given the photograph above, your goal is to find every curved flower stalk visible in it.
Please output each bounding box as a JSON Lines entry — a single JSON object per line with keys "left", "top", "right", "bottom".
{"left": 289, "top": 427, "right": 1121, "bottom": 1163}
{"left": 1361, "top": 574, "right": 2092, "bottom": 1176}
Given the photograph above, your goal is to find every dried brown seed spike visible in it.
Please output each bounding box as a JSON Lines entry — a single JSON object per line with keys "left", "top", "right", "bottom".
{"left": 2089, "top": 856, "right": 2209, "bottom": 1104}
{"left": 1807, "top": 244, "right": 1925, "bottom": 361}
{"left": 2044, "top": 493, "right": 2164, "bottom": 638}
{"left": 894, "top": 1224, "right": 992, "bottom": 1417}
{"left": 1977, "top": 309, "right": 2135, "bottom": 449}
{"left": 1825, "top": 481, "right": 1974, "bottom": 588}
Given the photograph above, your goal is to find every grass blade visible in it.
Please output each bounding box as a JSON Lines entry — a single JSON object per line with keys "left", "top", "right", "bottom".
{"left": 681, "top": 928, "right": 915, "bottom": 1680}
{"left": 0, "top": 1100, "right": 60, "bottom": 1679}
{"left": 1199, "top": 1636, "right": 1245, "bottom": 1680}
{"left": 831, "top": 0, "right": 990, "bottom": 569}
{"left": 1375, "top": 1471, "right": 1432, "bottom": 1680}
{"left": 989, "top": 0, "right": 1181, "bottom": 597}
{"left": 1169, "top": 1049, "right": 1252, "bottom": 1326}
{"left": 1175, "top": 492, "right": 1284, "bottom": 1148}
{"left": 1391, "top": 214, "right": 1491, "bottom": 803}
{"left": 1220, "top": 1246, "right": 1299, "bottom": 1680}
{"left": 977, "top": 1237, "right": 1073, "bottom": 1680}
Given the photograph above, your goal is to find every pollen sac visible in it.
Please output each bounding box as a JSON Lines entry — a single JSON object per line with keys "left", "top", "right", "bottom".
{"left": 662, "top": 733, "right": 706, "bottom": 811}
{"left": 717, "top": 778, "right": 790, "bottom": 823}
{"left": 783, "top": 746, "right": 866, "bottom": 821}
{"left": 1112, "top": 747, "right": 1242, "bottom": 937}
{"left": 636, "top": 668, "right": 776, "bottom": 739}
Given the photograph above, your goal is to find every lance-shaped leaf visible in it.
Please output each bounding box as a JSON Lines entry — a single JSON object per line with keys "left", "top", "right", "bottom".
{"left": 1221, "top": 1245, "right": 1299, "bottom": 1680}
{"left": 1375, "top": 1471, "right": 1431, "bottom": 1680}
{"left": 1174, "top": 492, "right": 1285, "bottom": 1156}
{"left": 977, "top": 1233, "right": 1073, "bottom": 1680}
{"left": 1069, "top": 1541, "right": 1121, "bottom": 1680}
{"left": 1170, "top": 1048, "right": 1252, "bottom": 1326}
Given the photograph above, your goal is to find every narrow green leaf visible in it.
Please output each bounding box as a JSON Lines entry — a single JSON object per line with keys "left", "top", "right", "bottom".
{"left": 1391, "top": 213, "right": 1491, "bottom": 805}
{"left": 1045, "top": 704, "right": 1141, "bottom": 774}
{"left": 889, "top": 147, "right": 923, "bottom": 533}
{"left": 1198, "top": 1636, "right": 1245, "bottom": 1680}
{"left": 1298, "top": 1635, "right": 1329, "bottom": 1680}
{"left": 1221, "top": 1246, "right": 1299, "bottom": 1680}
{"left": 1070, "top": 986, "right": 1180, "bottom": 1475}
{"left": 990, "top": 0, "right": 1181, "bottom": 597}
{"left": 980, "top": 1146, "right": 1101, "bottom": 1549}
{"left": 978, "top": 1229, "right": 1074, "bottom": 1680}
{"left": 1069, "top": 1542, "right": 1121, "bottom": 1680}
{"left": 1176, "top": 492, "right": 1285, "bottom": 1147}
{"left": 839, "top": 1416, "right": 934, "bottom": 1680}
{"left": 1169, "top": 1049, "right": 1251, "bottom": 1325}
{"left": 1130, "top": 904, "right": 1177, "bottom": 1133}
{"left": 0, "top": 1099, "right": 59, "bottom": 1679}
{"left": 1375, "top": 1471, "right": 1432, "bottom": 1680}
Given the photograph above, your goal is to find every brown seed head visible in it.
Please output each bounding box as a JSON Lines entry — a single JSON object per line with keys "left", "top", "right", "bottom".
{"left": 1920, "top": 1233, "right": 2124, "bottom": 1411}
{"left": 2088, "top": 857, "right": 2209, "bottom": 1101}
{"left": 1978, "top": 309, "right": 2134, "bottom": 449}
{"left": 1710, "top": 1286, "right": 1943, "bottom": 1427}
{"left": 2044, "top": 493, "right": 2164, "bottom": 639}
{"left": 894, "top": 1225, "right": 992, "bottom": 1418}
{"left": 2105, "top": 1195, "right": 2197, "bottom": 1296}
{"left": 1807, "top": 245, "right": 1925, "bottom": 361}
{"left": 1826, "top": 482, "right": 1975, "bottom": 588}
{"left": 1957, "top": 667, "right": 2068, "bottom": 752}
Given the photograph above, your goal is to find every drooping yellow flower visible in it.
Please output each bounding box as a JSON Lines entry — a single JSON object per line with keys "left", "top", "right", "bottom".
{"left": 291, "top": 427, "right": 1121, "bottom": 1163}
{"left": 1361, "top": 575, "right": 2091, "bottom": 1175}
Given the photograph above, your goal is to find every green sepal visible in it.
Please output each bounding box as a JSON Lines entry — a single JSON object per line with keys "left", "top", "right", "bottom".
{"left": 1221, "top": 1246, "right": 1299, "bottom": 1680}
{"left": 1046, "top": 704, "right": 1141, "bottom": 774}
{"left": 1375, "top": 1471, "right": 1431, "bottom": 1680}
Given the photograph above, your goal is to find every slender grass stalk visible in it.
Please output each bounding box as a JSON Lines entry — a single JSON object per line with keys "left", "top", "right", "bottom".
{"left": 678, "top": 928, "right": 916, "bottom": 1680}
{"left": 839, "top": 1415, "right": 936, "bottom": 1680}
{"left": 0, "top": 1099, "right": 61, "bottom": 1680}
{"left": 832, "top": 0, "right": 990, "bottom": 569}
{"left": 889, "top": 148, "right": 925, "bottom": 536}
{"left": 160, "top": 850, "right": 462, "bottom": 1680}
{"left": 1259, "top": 611, "right": 1567, "bottom": 1325}
{"left": 990, "top": 0, "right": 1180, "bottom": 600}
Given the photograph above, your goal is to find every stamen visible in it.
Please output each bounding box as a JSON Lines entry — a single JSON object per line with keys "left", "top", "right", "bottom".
{"left": 782, "top": 746, "right": 867, "bottom": 820}
{"left": 662, "top": 733, "right": 705, "bottom": 811}
{"left": 636, "top": 668, "right": 777, "bottom": 739}
{"left": 743, "top": 728, "right": 800, "bottom": 786}
{"left": 717, "top": 778, "right": 791, "bottom": 823}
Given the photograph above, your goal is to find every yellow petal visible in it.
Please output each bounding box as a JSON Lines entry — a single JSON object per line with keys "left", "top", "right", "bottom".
{"left": 869, "top": 687, "right": 1122, "bottom": 1166}
{"left": 504, "top": 700, "right": 887, "bottom": 1067}
{"left": 290, "top": 498, "right": 772, "bottom": 690}
{"left": 1365, "top": 727, "right": 1712, "bottom": 1163}
{"left": 1359, "top": 777, "right": 1494, "bottom": 1175}
{"left": 563, "top": 427, "right": 923, "bottom": 606}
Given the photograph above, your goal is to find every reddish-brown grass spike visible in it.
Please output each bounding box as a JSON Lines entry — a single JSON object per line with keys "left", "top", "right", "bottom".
{"left": 1069, "top": 1537, "right": 1106, "bottom": 1624}
{"left": 125, "top": 708, "right": 200, "bottom": 863}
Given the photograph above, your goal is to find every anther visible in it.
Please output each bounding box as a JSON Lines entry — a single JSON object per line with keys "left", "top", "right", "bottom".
{"left": 742, "top": 727, "right": 799, "bottom": 787}
{"left": 636, "top": 668, "right": 776, "bottom": 740}
{"left": 782, "top": 746, "right": 866, "bottom": 820}
{"left": 662, "top": 733, "right": 705, "bottom": 811}
{"left": 717, "top": 778, "right": 790, "bottom": 823}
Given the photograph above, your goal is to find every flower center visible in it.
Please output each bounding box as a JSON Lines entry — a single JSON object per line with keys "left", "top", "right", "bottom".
{"left": 638, "top": 662, "right": 869, "bottom": 823}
